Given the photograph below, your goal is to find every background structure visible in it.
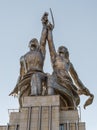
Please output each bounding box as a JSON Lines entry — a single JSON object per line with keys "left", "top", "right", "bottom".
{"left": 0, "top": 1, "right": 97, "bottom": 130}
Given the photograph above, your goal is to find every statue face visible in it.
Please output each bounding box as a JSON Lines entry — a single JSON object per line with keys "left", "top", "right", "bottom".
{"left": 29, "top": 39, "right": 39, "bottom": 51}
{"left": 58, "top": 46, "right": 69, "bottom": 58}
{"left": 30, "top": 42, "right": 38, "bottom": 51}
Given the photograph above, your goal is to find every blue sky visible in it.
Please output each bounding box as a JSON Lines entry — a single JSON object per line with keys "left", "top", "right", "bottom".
{"left": 0, "top": 0, "right": 97, "bottom": 130}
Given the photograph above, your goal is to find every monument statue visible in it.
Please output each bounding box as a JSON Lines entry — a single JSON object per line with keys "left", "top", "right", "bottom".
{"left": 46, "top": 22, "right": 94, "bottom": 109}
{"left": 9, "top": 13, "right": 49, "bottom": 107}
{"left": 10, "top": 11, "right": 94, "bottom": 110}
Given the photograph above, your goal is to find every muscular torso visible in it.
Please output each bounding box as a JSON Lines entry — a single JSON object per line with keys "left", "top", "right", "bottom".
{"left": 21, "top": 50, "right": 44, "bottom": 73}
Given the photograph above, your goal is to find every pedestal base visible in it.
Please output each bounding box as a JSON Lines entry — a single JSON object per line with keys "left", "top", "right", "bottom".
{"left": 0, "top": 95, "right": 85, "bottom": 130}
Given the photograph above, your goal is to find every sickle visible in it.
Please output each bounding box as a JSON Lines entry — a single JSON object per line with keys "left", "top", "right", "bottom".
{"left": 50, "top": 8, "right": 55, "bottom": 28}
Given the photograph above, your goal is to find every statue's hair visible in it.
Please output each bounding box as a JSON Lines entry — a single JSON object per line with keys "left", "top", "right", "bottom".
{"left": 28, "top": 38, "right": 39, "bottom": 48}
{"left": 58, "top": 46, "right": 68, "bottom": 53}
{"left": 58, "top": 46, "right": 69, "bottom": 58}
{"left": 29, "top": 38, "right": 38, "bottom": 44}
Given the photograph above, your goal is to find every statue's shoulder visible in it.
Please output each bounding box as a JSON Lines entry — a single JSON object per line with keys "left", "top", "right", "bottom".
{"left": 20, "top": 52, "right": 27, "bottom": 62}
{"left": 20, "top": 55, "right": 24, "bottom": 63}
{"left": 20, "top": 51, "right": 30, "bottom": 61}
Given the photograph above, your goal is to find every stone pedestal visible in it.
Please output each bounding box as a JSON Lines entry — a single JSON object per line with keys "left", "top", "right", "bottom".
{"left": 60, "top": 110, "right": 85, "bottom": 130}
{"left": 0, "top": 95, "right": 86, "bottom": 130}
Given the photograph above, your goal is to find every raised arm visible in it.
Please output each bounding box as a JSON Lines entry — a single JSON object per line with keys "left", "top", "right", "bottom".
{"left": 47, "top": 23, "right": 57, "bottom": 63}
{"left": 39, "top": 12, "right": 48, "bottom": 58}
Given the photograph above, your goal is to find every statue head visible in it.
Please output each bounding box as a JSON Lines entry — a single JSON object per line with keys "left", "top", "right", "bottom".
{"left": 58, "top": 46, "right": 69, "bottom": 59}
{"left": 29, "top": 38, "right": 39, "bottom": 51}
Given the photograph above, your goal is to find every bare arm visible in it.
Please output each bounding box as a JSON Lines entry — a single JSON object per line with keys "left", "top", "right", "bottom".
{"left": 69, "top": 62, "right": 94, "bottom": 108}
{"left": 39, "top": 12, "right": 48, "bottom": 58}
{"left": 47, "top": 24, "right": 57, "bottom": 63}
{"left": 39, "top": 26, "right": 47, "bottom": 58}
{"left": 69, "top": 62, "right": 86, "bottom": 90}
{"left": 9, "top": 57, "right": 24, "bottom": 96}
{"left": 20, "top": 56, "right": 26, "bottom": 79}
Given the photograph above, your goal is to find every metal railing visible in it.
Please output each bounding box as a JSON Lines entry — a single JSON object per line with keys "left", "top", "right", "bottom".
{"left": 8, "top": 109, "right": 19, "bottom": 115}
